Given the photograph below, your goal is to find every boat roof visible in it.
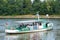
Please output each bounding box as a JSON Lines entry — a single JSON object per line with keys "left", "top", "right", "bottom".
{"left": 15, "top": 20, "right": 47, "bottom": 24}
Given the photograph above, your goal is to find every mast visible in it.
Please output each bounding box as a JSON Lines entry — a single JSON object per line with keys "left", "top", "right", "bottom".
{"left": 36, "top": 12, "right": 40, "bottom": 21}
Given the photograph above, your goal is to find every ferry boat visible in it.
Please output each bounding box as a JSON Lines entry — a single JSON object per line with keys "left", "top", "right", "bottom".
{"left": 5, "top": 13, "right": 53, "bottom": 34}
{"left": 5, "top": 20, "right": 53, "bottom": 34}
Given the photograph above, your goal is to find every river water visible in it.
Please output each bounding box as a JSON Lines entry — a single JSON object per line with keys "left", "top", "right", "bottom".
{"left": 0, "top": 18, "right": 60, "bottom": 40}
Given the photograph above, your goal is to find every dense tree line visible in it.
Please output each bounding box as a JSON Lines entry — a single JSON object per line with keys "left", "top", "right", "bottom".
{"left": 0, "top": 0, "right": 60, "bottom": 15}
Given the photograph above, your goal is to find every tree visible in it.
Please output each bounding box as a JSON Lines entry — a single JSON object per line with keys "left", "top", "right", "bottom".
{"left": 22, "top": 0, "right": 32, "bottom": 15}
{"left": 0, "top": 0, "right": 60, "bottom": 15}
{"left": 32, "top": 0, "right": 40, "bottom": 14}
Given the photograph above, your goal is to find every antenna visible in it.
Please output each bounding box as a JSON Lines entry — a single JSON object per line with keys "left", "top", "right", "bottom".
{"left": 36, "top": 11, "right": 40, "bottom": 21}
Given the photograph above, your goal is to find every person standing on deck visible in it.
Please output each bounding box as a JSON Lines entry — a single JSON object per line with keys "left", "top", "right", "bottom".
{"left": 38, "top": 22, "right": 43, "bottom": 29}
{"left": 33, "top": 22, "right": 37, "bottom": 30}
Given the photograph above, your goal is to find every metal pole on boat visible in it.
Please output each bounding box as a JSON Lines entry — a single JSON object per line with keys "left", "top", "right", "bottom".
{"left": 36, "top": 12, "right": 40, "bottom": 30}
{"left": 36, "top": 12, "right": 40, "bottom": 21}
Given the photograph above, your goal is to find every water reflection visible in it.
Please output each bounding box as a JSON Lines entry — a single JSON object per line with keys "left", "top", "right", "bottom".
{"left": 5, "top": 30, "right": 56, "bottom": 40}
{"left": 0, "top": 33, "right": 5, "bottom": 40}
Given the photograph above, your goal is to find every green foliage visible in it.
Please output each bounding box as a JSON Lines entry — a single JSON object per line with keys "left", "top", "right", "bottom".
{"left": 0, "top": 0, "right": 60, "bottom": 15}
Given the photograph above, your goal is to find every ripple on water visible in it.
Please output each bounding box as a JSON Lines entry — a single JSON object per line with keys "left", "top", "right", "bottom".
{"left": 0, "top": 33, "right": 5, "bottom": 40}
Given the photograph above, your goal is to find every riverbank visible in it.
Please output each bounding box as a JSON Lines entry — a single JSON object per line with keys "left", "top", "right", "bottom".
{"left": 0, "top": 15, "right": 60, "bottom": 18}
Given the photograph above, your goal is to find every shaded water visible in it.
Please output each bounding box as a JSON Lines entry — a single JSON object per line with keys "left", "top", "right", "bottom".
{"left": 0, "top": 18, "right": 60, "bottom": 40}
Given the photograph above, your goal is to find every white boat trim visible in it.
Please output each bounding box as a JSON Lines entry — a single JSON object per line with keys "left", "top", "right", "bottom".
{"left": 5, "top": 27, "right": 53, "bottom": 34}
